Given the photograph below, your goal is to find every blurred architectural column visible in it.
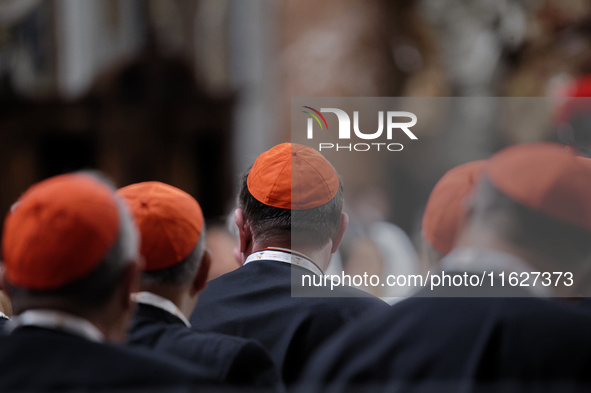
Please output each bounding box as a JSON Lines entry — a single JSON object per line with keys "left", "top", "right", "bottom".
{"left": 55, "top": 0, "right": 143, "bottom": 97}
{"left": 194, "top": 0, "right": 231, "bottom": 94}
{"left": 225, "top": 0, "right": 278, "bottom": 173}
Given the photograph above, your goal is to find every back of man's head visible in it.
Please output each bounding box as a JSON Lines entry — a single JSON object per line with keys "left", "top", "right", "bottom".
{"left": 117, "top": 181, "right": 208, "bottom": 294}
{"left": 465, "top": 143, "right": 591, "bottom": 270}
{"left": 238, "top": 143, "right": 344, "bottom": 250}
{"left": 1, "top": 173, "right": 139, "bottom": 327}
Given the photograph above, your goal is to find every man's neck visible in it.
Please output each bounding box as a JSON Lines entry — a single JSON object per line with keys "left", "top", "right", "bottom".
{"left": 248, "top": 241, "right": 333, "bottom": 272}
{"left": 138, "top": 285, "right": 196, "bottom": 320}
{"left": 455, "top": 227, "right": 542, "bottom": 269}
{"left": 454, "top": 226, "right": 579, "bottom": 297}
{"left": 13, "top": 309, "right": 105, "bottom": 341}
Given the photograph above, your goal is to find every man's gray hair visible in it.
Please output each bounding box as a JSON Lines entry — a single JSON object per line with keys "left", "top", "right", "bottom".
{"left": 140, "top": 227, "right": 207, "bottom": 288}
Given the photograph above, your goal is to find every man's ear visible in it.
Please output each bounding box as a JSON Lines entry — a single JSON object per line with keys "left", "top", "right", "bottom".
{"left": 234, "top": 208, "right": 252, "bottom": 263}
{"left": 191, "top": 250, "right": 211, "bottom": 295}
{"left": 0, "top": 270, "right": 13, "bottom": 317}
{"left": 331, "top": 212, "right": 349, "bottom": 254}
{"left": 0, "top": 269, "right": 10, "bottom": 298}
{"left": 119, "top": 261, "right": 140, "bottom": 311}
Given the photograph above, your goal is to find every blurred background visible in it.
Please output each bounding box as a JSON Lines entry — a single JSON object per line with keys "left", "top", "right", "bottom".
{"left": 2, "top": 0, "right": 591, "bottom": 290}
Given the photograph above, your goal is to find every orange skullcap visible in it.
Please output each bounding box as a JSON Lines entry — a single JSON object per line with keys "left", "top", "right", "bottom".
{"left": 247, "top": 143, "right": 340, "bottom": 210}
{"left": 117, "top": 182, "right": 203, "bottom": 271}
{"left": 423, "top": 160, "right": 487, "bottom": 255}
{"left": 2, "top": 173, "right": 120, "bottom": 290}
{"left": 485, "top": 142, "right": 591, "bottom": 231}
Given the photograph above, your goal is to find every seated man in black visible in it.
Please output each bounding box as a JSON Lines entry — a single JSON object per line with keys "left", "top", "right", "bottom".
{"left": 0, "top": 173, "right": 221, "bottom": 392}
{"left": 118, "top": 181, "right": 281, "bottom": 390}
{"left": 300, "top": 143, "right": 591, "bottom": 392}
{"left": 191, "top": 143, "right": 388, "bottom": 385}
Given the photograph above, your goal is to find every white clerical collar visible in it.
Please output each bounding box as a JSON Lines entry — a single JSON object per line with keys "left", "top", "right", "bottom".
{"left": 0, "top": 312, "right": 9, "bottom": 320}
{"left": 10, "top": 309, "right": 105, "bottom": 342}
{"left": 132, "top": 291, "right": 191, "bottom": 328}
{"left": 244, "top": 247, "right": 324, "bottom": 276}
{"left": 441, "top": 247, "right": 551, "bottom": 297}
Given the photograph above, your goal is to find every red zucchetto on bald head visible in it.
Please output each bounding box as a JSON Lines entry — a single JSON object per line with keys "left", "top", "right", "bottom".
{"left": 2, "top": 173, "right": 120, "bottom": 290}
{"left": 118, "top": 181, "right": 204, "bottom": 271}
{"left": 423, "top": 160, "right": 487, "bottom": 255}
{"left": 485, "top": 142, "right": 591, "bottom": 231}
{"left": 247, "top": 143, "right": 340, "bottom": 210}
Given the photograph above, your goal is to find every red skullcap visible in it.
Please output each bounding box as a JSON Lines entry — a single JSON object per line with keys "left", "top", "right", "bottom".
{"left": 486, "top": 143, "right": 591, "bottom": 231}
{"left": 118, "top": 182, "right": 204, "bottom": 271}
{"left": 247, "top": 143, "right": 340, "bottom": 210}
{"left": 2, "top": 173, "right": 120, "bottom": 290}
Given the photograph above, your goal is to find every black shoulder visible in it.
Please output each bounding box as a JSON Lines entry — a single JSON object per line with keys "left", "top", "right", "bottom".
{"left": 223, "top": 338, "right": 282, "bottom": 389}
